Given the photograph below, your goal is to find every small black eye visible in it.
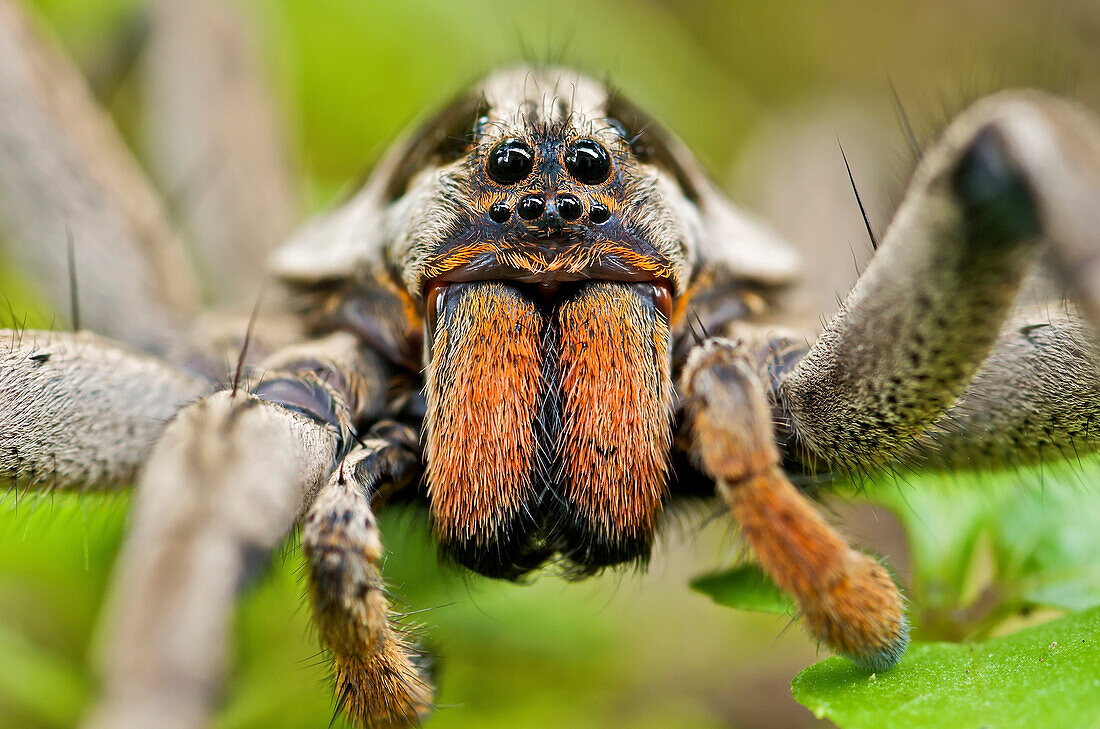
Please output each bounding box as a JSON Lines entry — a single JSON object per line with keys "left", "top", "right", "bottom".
{"left": 518, "top": 195, "right": 546, "bottom": 220}
{"left": 589, "top": 201, "right": 611, "bottom": 224}
{"left": 488, "top": 202, "right": 512, "bottom": 223}
{"left": 564, "top": 139, "right": 612, "bottom": 185}
{"left": 556, "top": 193, "right": 583, "bottom": 221}
{"left": 487, "top": 139, "right": 534, "bottom": 184}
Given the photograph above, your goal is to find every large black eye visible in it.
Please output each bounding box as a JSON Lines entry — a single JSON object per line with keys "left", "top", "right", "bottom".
{"left": 564, "top": 139, "right": 612, "bottom": 185}
{"left": 487, "top": 139, "right": 534, "bottom": 184}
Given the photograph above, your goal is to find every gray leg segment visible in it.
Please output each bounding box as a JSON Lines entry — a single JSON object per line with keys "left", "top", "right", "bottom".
{"left": 1, "top": 330, "right": 207, "bottom": 492}
{"left": 910, "top": 309, "right": 1100, "bottom": 468}
{"left": 781, "top": 93, "right": 1100, "bottom": 471}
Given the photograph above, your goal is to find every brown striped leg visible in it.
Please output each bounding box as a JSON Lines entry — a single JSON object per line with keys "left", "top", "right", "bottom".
{"left": 303, "top": 435, "right": 433, "bottom": 729}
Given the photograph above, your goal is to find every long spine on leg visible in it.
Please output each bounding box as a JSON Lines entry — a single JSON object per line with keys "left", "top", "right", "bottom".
{"left": 0, "top": 0, "right": 198, "bottom": 353}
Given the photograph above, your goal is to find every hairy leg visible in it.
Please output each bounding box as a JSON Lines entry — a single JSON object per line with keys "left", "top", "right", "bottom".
{"left": 908, "top": 308, "right": 1100, "bottom": 468}
{"left": 303, "top": 429, "right": 433, "bottom": 729}
{"left": 83, "top": 391, "right": 339, "bottom": 729}
{"left": 0, "top": 0, "right": 197, "bottom": 353}
{"left": 682, "top": 338, "right": 908, "bottom": 671}
{"left": 0, "top": 330, "right": 207, "bottom": 491}
{"left": 779, "top": 92, "right": 1100, "bottom": 471}
{"left": 84, "top": 334, "right": 385, "bottom": 729}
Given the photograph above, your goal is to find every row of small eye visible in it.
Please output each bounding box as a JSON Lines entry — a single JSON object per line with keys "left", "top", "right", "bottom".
{"left": 487, "top": 138, "right": 612, "bottom": 186}
{"left": 487, "top": 193, "right": 611, "bottom": 224}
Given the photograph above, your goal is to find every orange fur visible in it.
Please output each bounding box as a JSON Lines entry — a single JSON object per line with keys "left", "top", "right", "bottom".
{"left": 557, "top": 282, "right": 673, "bottom": 548}
{"left": 425, "top": 283, "right": 542, "bottom": 547}
{"left": 422, "top": 240, "right": 676, "bottom": 286}
{"left": 723, "top": 471, "right": 907, "bottom": 665}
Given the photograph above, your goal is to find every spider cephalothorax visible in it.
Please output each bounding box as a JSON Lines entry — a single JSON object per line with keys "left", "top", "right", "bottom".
{"left": 6, "top": 9, "right": 1100, "bottom": 726}
{"left": 275, "top": 69, "right": 793, "bottom": 579}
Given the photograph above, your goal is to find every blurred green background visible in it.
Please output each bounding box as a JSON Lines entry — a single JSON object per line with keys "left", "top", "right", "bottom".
{"left": 3, "top": 1, "right": 1100, "bottom": 728}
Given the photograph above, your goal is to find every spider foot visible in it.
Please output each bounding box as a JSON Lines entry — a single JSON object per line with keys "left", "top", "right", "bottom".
{"left": 722, "top": 471, "right": 909, "bottom": 672}
{"left": 332, "top": 638, "right": 434, "bottom": 729}
{"left": 303, "top": 454, "right": 434, "bottom": 729}
{"left": 801, "top": 550, "right": 910, "bottom": 671}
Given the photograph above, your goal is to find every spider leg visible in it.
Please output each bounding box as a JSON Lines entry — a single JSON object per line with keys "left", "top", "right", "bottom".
{"left": 0, "top": 0, "right": 198, "bottom": 353}
{"left": 1, "top": 330, "right": 208, "bottom": 491}
{"left": 83, "top": 390, "right": 339, "bottom": 729}
{"left": 906, "top": 307, "right": 1100, "bottom": 468}
{"left": 303, "top": 427, "right": 433, "bottom": 729}
{"left": 83, "top": 333, "right": 387, "bottom": 729}
{"left": 681, "top": 338, "right": 908, "bottom": 671}
{"left": 144, "top": 0, "right": 298, "bottom": 303}
{"left": 779, "top": 91, "right": 1100, "bottom": 471}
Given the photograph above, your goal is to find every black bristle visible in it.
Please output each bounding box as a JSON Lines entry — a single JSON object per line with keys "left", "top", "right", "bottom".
{"left": 66, "top": 226, "right": 80, "bottom": 331}
{"left": 232, "top": 286, "right": 265, "bottom": 397}
{"left": 839, "top": 140, "right": 880, "bottom": 251}
{"left": 890, "top": 81, "right": 923, "bottom": 160}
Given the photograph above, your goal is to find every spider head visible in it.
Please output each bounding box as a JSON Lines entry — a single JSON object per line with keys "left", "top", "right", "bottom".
{"left": 387, "top": 68, "right": 702, "bottom": 315}
{"left": 380, "top": 69, "right": 702, "bottom": 578}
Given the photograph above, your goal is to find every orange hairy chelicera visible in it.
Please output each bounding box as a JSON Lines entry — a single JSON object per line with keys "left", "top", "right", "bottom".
{"left": 557, "top": 282, "right": 672, "bottom": 563}
{"left": 424, "top": 282, "right": 543, "bottom": 574}
{"left": 424, "top": 279, "right": 673, "bottom": 576}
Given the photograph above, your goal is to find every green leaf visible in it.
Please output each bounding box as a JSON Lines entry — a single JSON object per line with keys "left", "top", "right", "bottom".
{"left": 989, "top": 469, "right": 1100, "bottom": 613}
{"left": 850, "top": 459, "right": 1100, "bottom": 634}
{"left": 690, "top": 564, "right": 794, "bottom": 615}
{"left": 791, "top": 606, "right": 1100, "bottom": 729}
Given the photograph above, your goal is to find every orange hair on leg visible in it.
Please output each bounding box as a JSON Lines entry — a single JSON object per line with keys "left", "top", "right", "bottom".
{"left": 683, "top": 339, "right": 908, "bottom": 670}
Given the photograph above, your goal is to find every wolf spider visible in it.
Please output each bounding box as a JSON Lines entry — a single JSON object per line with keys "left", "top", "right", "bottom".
{"left": 3, "top": 1, "right": 1100, "bottom": 726}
